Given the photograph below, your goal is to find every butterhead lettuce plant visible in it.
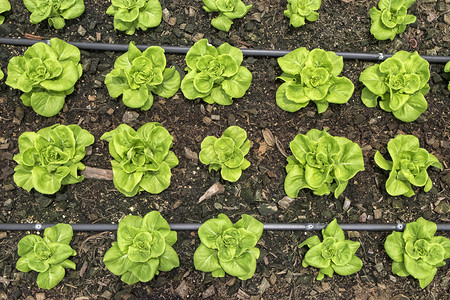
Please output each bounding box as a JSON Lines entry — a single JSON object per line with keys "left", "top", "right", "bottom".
{"left": 13, "top": 124, "right": 94, "bottom": 194}
{"left": 374, "top": 134, "right": 442, "bottom": 197}
{"left": 370, "top": 0, "right": 416, "bottom": 41}
{"left": 103, "top": 211, "right": 179, "bottom": 285}
{"left": 194, "top": 214, "right": 263, "bottom": 280}
{"left": 0, "top": 0, "right": 10, "bottom": 25}
{"left": 199, "top": 126, "right": 251, "bottom": 182}
{"left": 299, "top": 219, "right": 363, "bottom": 280}
{"left": 202, "top": 0, "right": 252, "bottom": 32}
{"left": 16, "top": 224, "right": 77, "bottom": 289}
{"left": 276, "top": 48, "right": 354, "bottom": 114}
{"left": 445, "top": 61, "right": 450, "bottom": 91}
{"left": 181, "top": 39, "right": 252, "bottom": 105}
{"left": 107, "top": 0, "right": 162, "bottom": 35}
{"left": 23, "top": 0, "right": 85, "bottom": 29}
{"left": 385, "top": 217, "right": 450, "bottom": 288}
{"left": 100, "top": 122, "right": 178, "bottom": 197}
{"left": 284, "top": 0, "right": 321, "bottom": 28}
{"left": 360, "top": 51, "right": 430, "bottom": 122}
{"left": 105, "top": 42, "right": 180, "bottom": 111}
{"left": 284, "top": 129, "right": 364, "bottom": 198}
{"left": 6, "top": 38, "right": 83, "bottom": 117}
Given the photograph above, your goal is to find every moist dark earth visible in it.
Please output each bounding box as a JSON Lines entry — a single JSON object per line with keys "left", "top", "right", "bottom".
{"left": 0, "top": 0, "right": 449, "bottom": 299}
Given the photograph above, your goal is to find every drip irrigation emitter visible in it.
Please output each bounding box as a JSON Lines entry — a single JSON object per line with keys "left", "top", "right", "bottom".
{"left": 0, "top": 38, "right": 449, "bottom": 63}
{"left": 1, "top": 222, "right": 450, "bottom": 232}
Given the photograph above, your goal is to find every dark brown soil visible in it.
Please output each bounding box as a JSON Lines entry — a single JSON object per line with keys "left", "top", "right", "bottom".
{"left": 0, "top": 0, "right": 449, "bottom": 299}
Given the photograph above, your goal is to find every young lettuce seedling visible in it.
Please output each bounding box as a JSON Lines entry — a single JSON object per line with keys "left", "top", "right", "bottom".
{"left": 107, "top": 0, "right": 162, "bottom": 35}
{"left": 284, "top": 0, "right": 321, "bottom": 28}
{"left": 202, "top": 0, "right": 252, "bottom": 32}
{"left": 23, "top": 0, "right": 85, "bottom": 29}
{"left": 370, "top": 0, "right": 416, "bottom": 41}
{"left": 6, "top": 38, "right": 83, "bottom": 117}
{"left": 276, "top": 48, "right": 354, "bottom": 114}
{"left": 299, "top": 219, "right": 363, "bottom": 280}
{"left": 284, "top": 129, "right": 364, "bottom": 199}
{"left": 101, "top": 122, "right": 179, "bottom": 197}
{"left": 359, "top": 51, "right": 430, "bottom": 122}
{"left": 13, "top": 124, "right": 94, "bottom": 194}
{"left": 194, "top": 214, "right": 263, "bottom": 280}
{"left": 181, "top": 39, "right": 252, "bottom": 105}
{"left": 104, "top": 211, "right": 179, "bottom": 285}
{"left": 385, "top": 217, "right": 450, "bottom": 289}
{"left": 16, "top": 224, "right": 77, "bottom": 289}
{"left": 374, "top": 134, "right": 442, "bottom": 197}
{"left": 0, "top": 0, "right": 10, "bottom": 25}
{"left": 199, "top": 126, "right": 251, "bottom": 182}
{"left": 105, "top": 42, "right": 180, "bottom": 111}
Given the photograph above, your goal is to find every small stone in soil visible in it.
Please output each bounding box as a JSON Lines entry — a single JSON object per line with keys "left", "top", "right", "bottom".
{"left": 257, "top": 203, "right": 278, "bottom": 216}
{"left": 122, "top": 111, "right": 139, "bottom": 123}
{"left": 278, "top": 196, "right": 295, "bottom": 210}
{"left": 374, "top": 209, "right": 382, "bottom": 220}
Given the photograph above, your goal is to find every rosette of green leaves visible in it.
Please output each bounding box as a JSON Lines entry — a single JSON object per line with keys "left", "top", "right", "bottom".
{"left": 16, "top": 224, "right": 77, "bottom": 289}
{"left": 181, "top": 39, "right": 252, "bottom": 105}
{"left": 385, "top": 217, "right": 450, "bottom": 288}
{"left": 106, "top": 0, "right": 162, "bottom": 35}
{"left": 202, "top": 0, "right": 252, "bottom": 32}
{"left": 360, "top": 51, "right": 430, "bottom": 122}
{"left": 374, "top": 134, "right": 442, "bottom": 197}
{"left": 199, "top": 126, "right": 251, "bottom": 182}
{"left": 276, "top": 48, "right": 354, "bottom": 114}
{"left": 284, "top": 0, "right": 321, "bottom": 28}
{"left": 6, "top": 38, "right": 83, "bottom": 117}
{"left": 0, "top": 0, "right": 11, "bottom": 25}
{"left": 194, "top": 214, "right": 263, "bottom": 280}
{"left": 105, "top": 42, "right": 180, "bottom": 111}
{"left": 445, "top": 61, "right": 450, "bottom": 91}
{"left": 103, "top": 211, "right": 179, "bottom": 285}
{"left": 13, "top": 124, "right": 94, "bottom": 194}
{"left": 284, "top": 129, "right": 364, "bottom": 198}
{"left": 23, "top": 0, "right": 85, "bottom": 29}
{"left": 370, "top": 0, "right": 416, "bottom": 41}
{"left": 100, "top": 122, "right": 178, "bottom": 197}
{"left": 299, "top": 219, "right": 362, "bottom": 280}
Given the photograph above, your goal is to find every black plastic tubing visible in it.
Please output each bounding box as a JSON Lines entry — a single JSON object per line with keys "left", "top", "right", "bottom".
{"left": 1, "top": 223, "right": 450, "bottom": 232}
{"left": 0, "top": 38, "right": 448, "bottom": 64}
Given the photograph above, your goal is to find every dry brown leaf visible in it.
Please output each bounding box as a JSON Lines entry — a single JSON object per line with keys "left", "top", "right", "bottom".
{"left": 262, "top": 128, "right": 275, "bottom": 146}
{"left": 198, "top": 182, "right": 225, "bottom": 203}
{"left": 275, "top": 137, "right": 289, "bottom": 158}
{"left": 258, "top": 141, "right": 268, "bottom": 156}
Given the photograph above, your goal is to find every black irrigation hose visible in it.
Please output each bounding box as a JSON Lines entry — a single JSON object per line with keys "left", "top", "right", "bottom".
{"left": 1, "top": 223, "right": 450, "bottom": 232}
{"left": 0, "top": 38, "right": 449, "bottom": 64}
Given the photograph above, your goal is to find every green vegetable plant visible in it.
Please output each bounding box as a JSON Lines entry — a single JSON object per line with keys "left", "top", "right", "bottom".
{"left": 202, "top": 0, "right": 252, "bottom": 32}
{"left": 105, "top": 42, "right": 180, "bottom": 111}
{"left": 299, "top": 219, "right": 363, "bottom": 280}
{"left": 6, "top": 38, "right": 83, "bottom": 117}
{"left": 194, "top": 214, "right": 263, "bottom": 280}
{"left": 100, "top": 122, "right": 178, "bottom": 197}
{"left": 284, "top": 129, "right": 364, "bottom": 198}
{"left": 23, "top": 0, "right": 85, "bottom": 29}
{"left": 0, "top": 68, "right": 3, "bottom": 80}
{"left": 445, "top": 61, "right": 450, "bottom": 91}
{"left": 199, "top": 126, "right": 251, "bottom": 182}
{"left": 370, "top": 0, "right": 416, "bottom": 41}
{"left": 107, "top": 0, "right": 162, "bottom": 35}
{"left": 360, "top": 51, "right": 430, "bottom": 122}
{"left": 384, "top": 217, "right": 450, "bottom": 288}
{"left": 16, "top": 224, "right": 77, "bottom": 289}
{"left": 103, "top": 211, "right": 179, "bottom": 285}
{"left": 284, "top": 0, "right": 321, "bottom": 28}
{"left": 181, "top": 39, "right": 252, "bottom": 105}
{"left": 13, "top": 124, "right": 94, "bottom": 194}
{"left": 276, "top": 48, "right": 354, "bottom": 114}
{"left": 374, "top": 134, "right": 442, "bottom": 197}
{"left": 0, "top": 0, "right": 10, "bottom": 25}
